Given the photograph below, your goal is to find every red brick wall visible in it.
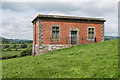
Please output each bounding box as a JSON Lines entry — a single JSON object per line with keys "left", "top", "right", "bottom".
{"left": 33, "top": 20, "right": 104, "bottom": 45}
{"left": 33, "top": 21, "right": 39, "bottom": 45}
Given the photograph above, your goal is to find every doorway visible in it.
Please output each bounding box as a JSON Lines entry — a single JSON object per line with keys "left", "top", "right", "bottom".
{"left": 71, "top": 31, "right": 77, "bottom": 44}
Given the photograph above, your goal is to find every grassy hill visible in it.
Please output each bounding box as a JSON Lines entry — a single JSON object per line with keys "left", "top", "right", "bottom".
{"left": 2, "top": 39, "right": 118, "bottom": 78}
{"left": 1, "top": 37, "right": 32, "bottom": 44}
{"left": 104, "top": 36, "right": 120, "bottom": 40}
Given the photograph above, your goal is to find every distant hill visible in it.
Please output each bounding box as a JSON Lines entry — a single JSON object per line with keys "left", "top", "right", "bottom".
{"left": 10, "top": 39, "right": 33, "bottom": 42}
{"left": 0, "top": 36, "right": 119, "bottom": 44}
{"left": 104, "top": 36, "right": 120, "bottom": 40}
{"left": 0, "top": 37, "right": 33, "bottom": 44}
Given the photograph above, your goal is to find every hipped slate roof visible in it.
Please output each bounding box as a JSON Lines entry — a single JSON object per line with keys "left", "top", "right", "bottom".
{"left": 32, "top": 14, "right": 106, "bottom": 23}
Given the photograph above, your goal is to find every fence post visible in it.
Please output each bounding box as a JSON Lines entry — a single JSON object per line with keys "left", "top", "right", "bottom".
{"left": 57, "top": 39, "right": 59, "bottom": 44}
{"left": 66, "top": 37, "right": 67, "bottom": 44}
{"left": 95, "top": 37, "right": 96, "bottom": 42}
{"left": 82, "top": 38, "right": 83, "bottom": 44}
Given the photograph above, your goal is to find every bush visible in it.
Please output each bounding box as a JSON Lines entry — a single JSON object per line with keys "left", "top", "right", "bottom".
{"left": 27, "top": 44, "right": 32, "bottom": 48}
{"left": 21, "top": 44, "right": 27, "bottom": 48}
{"left": 2, "top": 49, "right": 4, "bottom": 51}
{"left": 4, "top": 45, "right": 10, "bottom": 49}
{"left": 20, "top": 48, "right": 32, "bottom": 57}
{"left": 16, "top": 45, "right": 21, "bottom": 49}
{"left": 6, "top": 47, "right": 12, "bottom": 51}
{"left": 106, "top": 38, "right": 110, "bottom": 40}
{"left": 13, "top": 45, "right": 17, "bottom": 48}
{"left": 15, "top": 48, "right": 17, "bottom": 51}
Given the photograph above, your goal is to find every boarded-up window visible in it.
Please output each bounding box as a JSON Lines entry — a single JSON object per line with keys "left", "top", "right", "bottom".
{"left": 88, "top": 28, "right": 95, "bottom": 39}
{"left": 52, "top": 26, "right": 60, "bottom": 40}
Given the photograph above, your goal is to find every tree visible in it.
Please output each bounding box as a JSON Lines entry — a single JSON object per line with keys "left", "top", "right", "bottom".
{"left": 13, "top": 45, "right": 17, "bottom": 48}
{"left": 4, "top": 45, "right": 10, "bottom": 49}
{"left": 27, "top": 44, "right": 32, "bottom": 48}
{"left": 6, "top": 47, "right": 12, "bottom": 51}
{"left": 15, "top": 48, "right": 18, "bottom": 51}
{"left": 105, "top": 38, "right": 110, "bottom": 41}
{"left": 21, "top": 44, "right": 27, "bottom": 48}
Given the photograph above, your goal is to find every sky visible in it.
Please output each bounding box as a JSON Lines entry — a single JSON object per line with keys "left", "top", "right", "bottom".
{"left": 1, "top": 0, "right": 119, "bottom": 40}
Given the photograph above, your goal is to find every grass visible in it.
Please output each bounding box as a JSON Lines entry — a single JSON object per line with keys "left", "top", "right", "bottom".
{"left": 2, "top": 44, "right": 21, "bottom": 47}
{"left": 2, "top": 43, "right": 31, "bottom": 59}
{"left": 2, "top": 51, "right": 21, "bottom": 58}
{"left": 3, "top": 48, "right": 26, "bottom": 51}
{"left": 2, "top": 39, "right": 118, "bottom": 78}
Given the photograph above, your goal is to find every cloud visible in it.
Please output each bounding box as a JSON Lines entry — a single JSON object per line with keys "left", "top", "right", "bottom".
{"left": 1, "top": 2, "right": 118, "bottom": 39}
{"left": 2, "top": 2, "right": 117, "bottom": 16}
{"left": 2, "top": 9, "right": 37, "bottom": 39}
{"left": 2, "top": 0, "right": 119, "bottom": 2}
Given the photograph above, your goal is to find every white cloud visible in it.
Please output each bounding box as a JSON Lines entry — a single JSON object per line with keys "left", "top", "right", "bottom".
{"left": 2, "top": 9, "right": 38, "bottom": 39}
{"left": 1, "top": 2, "right": 118, "bottom": 40}
{"left": 2, "top": 0, "right": 119, "bottom": 2}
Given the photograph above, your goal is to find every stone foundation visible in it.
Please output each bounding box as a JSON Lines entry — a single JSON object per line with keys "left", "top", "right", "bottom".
{"left": 34, "top": 44, "right": 72, "bottom": 56}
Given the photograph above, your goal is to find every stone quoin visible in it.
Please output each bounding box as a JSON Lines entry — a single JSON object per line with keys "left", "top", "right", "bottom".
{"left": 32, "top": 14, "right": 106, "bottom": 56}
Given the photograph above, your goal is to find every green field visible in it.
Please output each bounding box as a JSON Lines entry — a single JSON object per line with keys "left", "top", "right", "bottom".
{"left": 2, "top": 39, "right": 118, "bottom": 78}
{"left": 2, "top": 51, "right": 21, "bottom": 58}
{"left": 2, "top": 44, "right": 22, "bottom": 46}
{"left": 2, "top": 44, "right": 31, "bottom": 59}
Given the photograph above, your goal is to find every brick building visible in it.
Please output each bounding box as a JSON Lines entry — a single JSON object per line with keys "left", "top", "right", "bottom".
{"left": 32, "top": 14, "right": 106, "bottom": 56}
